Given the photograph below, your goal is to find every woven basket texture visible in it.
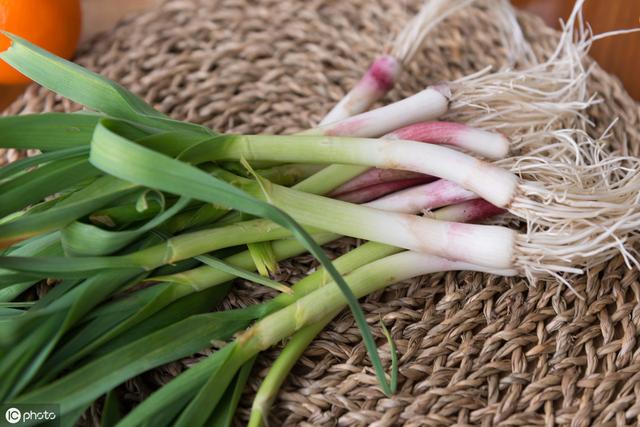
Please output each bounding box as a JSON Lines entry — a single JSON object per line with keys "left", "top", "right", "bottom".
{"left": 2, "top": 0, "right": 640, "bottom": 425}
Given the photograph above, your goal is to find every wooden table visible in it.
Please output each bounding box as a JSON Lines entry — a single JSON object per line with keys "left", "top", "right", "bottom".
{"left": 515, "top": 0, "right": 640, "bottom": 101}
{"left": 1, "top": 0, "right": 639, "bottom": 111}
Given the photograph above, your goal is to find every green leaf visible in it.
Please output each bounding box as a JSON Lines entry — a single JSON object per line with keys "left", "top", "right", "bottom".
{"left": 100, "top": 390, "right": 123, "bottom": 427}
{"left": 0, "top": 157, "right": 100, "bottom": 217}
{"left": 0, "top": 145, "right": 89, "bottom": 181}
{"left": 0, "top": 313, "right": 64, "bottom": 399}
{"left": 172, "top": 347, "right": 247, "bottom": 427}
{"left": 0, "top": 176, "right": 137, "bottom": 249}
{"left": 0, "top": 113, "right": 100, "bottom": 151}
{"left": 59, "top": 402, "right": 92, "bottom": 427}
{"left": 118, "top": 343, "right": 239, "bottom": 427}
{"left": 164, "top": 203, "right": 227, "bottom": 233}
{"left": 0, "top": 270, "right": 144, "bottom": 399}
{"left": 0, "top": 301, "right": 34, "bottom": 308}
{"left": 13, "top": 312, "right": 248, "bottom": 418}
{"left": 0, "top": 255, "right": 140, "bottom": 278}
{"left": 89, "top": 199, "right": 163, "bottom": 228}
{"left": 41, "top": 283, "right": 232, "bottom": 382}
{"left": 0, "top": 307, "right": 24, "bottom": 318}
{"left": 247, "top": 241, "right": 279, "bottom": 277}
{"left": 61, "top": 196, "right": 191, "bottom": 256}
{"left": 0, "top": 232, "right": 62, "bottom": 302}
{"left": 0, "top": 32, "right": 212, "bottom": 135}
{"left": 380, "top": 320, "right": 398, "bottom": 395}
{"left": 193, "top": 254, "right": 291, "bottom": 294}
{"left": 208, "top": 357, "right": 257, "bottom": 427}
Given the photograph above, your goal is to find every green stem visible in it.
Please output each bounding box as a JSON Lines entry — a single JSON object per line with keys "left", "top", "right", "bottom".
{"left": 293, "top": 165, "right": 369, "bottom": 194}
{"left": 158, "top": 240, "right": 401, "bottom": 311}
{"left": 126, "top": 219, "right": 297, "bottom": 269}
{"left": 242, "top": 249, "right": 515, "bottom": 355}
{"left": 247, "top": 313, "right": 336, "bottom": 427}
{"left": 239, "top": 252, "right": 421, "bottom": 356}
{"left": 221, "top": 162, "right": 325, "bottom": 187}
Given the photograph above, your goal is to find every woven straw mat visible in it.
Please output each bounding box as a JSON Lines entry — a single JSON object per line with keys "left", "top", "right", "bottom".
{"left": 2, "top": 0, "right": 640, "bottom": 425}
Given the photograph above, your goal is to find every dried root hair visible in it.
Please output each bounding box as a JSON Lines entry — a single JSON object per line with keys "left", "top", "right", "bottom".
{"left": 390, "top": 0, "right": 476, "bottom": 66}
{"left": 441, "top": 0, "right": 640, "bottom": 284}
{"left": 446, "top": 0, "right": 597, "bottom": 156}
{"left": 511, "top": 134, "right": 640, "bottom": 283}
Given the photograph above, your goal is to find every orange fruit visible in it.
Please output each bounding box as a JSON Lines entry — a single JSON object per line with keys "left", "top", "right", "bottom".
{"left": 0, "top": 0, "right": 82, "bottom": 84}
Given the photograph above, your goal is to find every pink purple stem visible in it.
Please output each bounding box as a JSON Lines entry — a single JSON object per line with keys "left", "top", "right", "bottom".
{"left": 334, "top": 177, "right": 434, "bottom": 204}
{"left": 320, "top": 55, "right": 401, "bottom": 126}
{"left": 364, "top": 179, "right": 477, "bottom": 214}
{"left": 330, "top": 121, "right": 507, "bottom": 196}
{"left": 432, "top": 199, "right": 506, "bottom": 223}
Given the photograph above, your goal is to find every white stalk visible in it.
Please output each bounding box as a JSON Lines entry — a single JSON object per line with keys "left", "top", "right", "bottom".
{"left": 261, "top": 183, "right": 517, "bottom": 270}
{"left": 365, "top": 178, "right": 476, "bottom": 213}
{"left": 385, "top": 121, "right": 509, "bottom": 160}
{"left": 225, "top": 135, "right": 518, "bottom": 208}
{"left": 306, "top": 86, "right": 450, "bottom": 138}
{"left": 320, "top": 55, "right": 401, "bottom": 125}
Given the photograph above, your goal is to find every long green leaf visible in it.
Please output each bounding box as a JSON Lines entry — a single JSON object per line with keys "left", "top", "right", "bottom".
{"left": 0, "top": 33, "right": 211, "bottom": 135}
{"left": 0, "top": 158, "right": 99, "bottom": 217}
{"left": 0, "top": 232, "right": 62, "bottom": 302}
{"left": 40, "top": 283, "right": 231, "bottom": 382}
{"left": 12, "top": 312, "right": 248, "bottom": 416}
{"left": 172, "top": 349, "right": 246, "bottom": 427}
{"left": 0, "top": 176, "right": 137, "bottom": 248}
{"left": 100, "top": 390, "right": 123, "bottom": 427}
{"left": 174, "top": 354, "right": 255, "bottom": 427}
{"left": 61, "top": 196, "right": 191, "bottom": 256}
{"left": 193, "top": 254, "right": 291, "bottom": 294}
{"left": 117, "top": 343, "right": 240, "bottom": 427}
{"left": 0, "top": 145, "right": 89, "bottom": 181}
{"left": 0, "top": 313, "right": 64, "bottom": 399}
{"left": 0, "top": 113, "right": 99, "bottom": 150}
{"left": 0, "top": 269, "right": 144, "bottom": 399}
{"left": 209, "top": 357, "right": 257, "bottom": 427}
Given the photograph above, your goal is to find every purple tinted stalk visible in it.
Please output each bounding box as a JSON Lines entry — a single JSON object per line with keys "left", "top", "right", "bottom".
{"left": 364, "top": 178, "right": 477, "bottom": 214}
{"left": 320, "top": 55, "right": 401, "bottom": 126}
{"left": 328, "top": 121, "right": 509, "bottom": 196}
{"left": 330, "top": 167, "right": 427, "bottom": 195}
{"left": 386, "top": 121, "right": 509, "bottom": 159}
{"left": 432, "top": 199, "right": 506, "bottom": 223}
{"left": 330, "top": 169, "right": 430, "bottom": 197}
{"left": 334, "top": 177, "right": 434, "bottom": 204}
{"left": 305, "top": 85, "right": 450, "bottom": 138}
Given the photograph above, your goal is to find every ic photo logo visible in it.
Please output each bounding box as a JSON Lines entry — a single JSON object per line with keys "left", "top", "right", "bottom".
{"left": 1, "top": 404, "right": 59, "bottom": 426}
{"left": 4, "top": 408, "right": 20, "bottom": 424}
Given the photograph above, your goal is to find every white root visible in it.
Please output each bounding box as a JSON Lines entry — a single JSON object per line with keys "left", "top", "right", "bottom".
{"left": 441, "top": 0, "right": 640, "bottom": 282}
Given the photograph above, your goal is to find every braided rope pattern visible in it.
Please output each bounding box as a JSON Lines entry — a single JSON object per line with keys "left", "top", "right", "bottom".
{"left": 2, "top": 0, "right": 639, "bottom": 425}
